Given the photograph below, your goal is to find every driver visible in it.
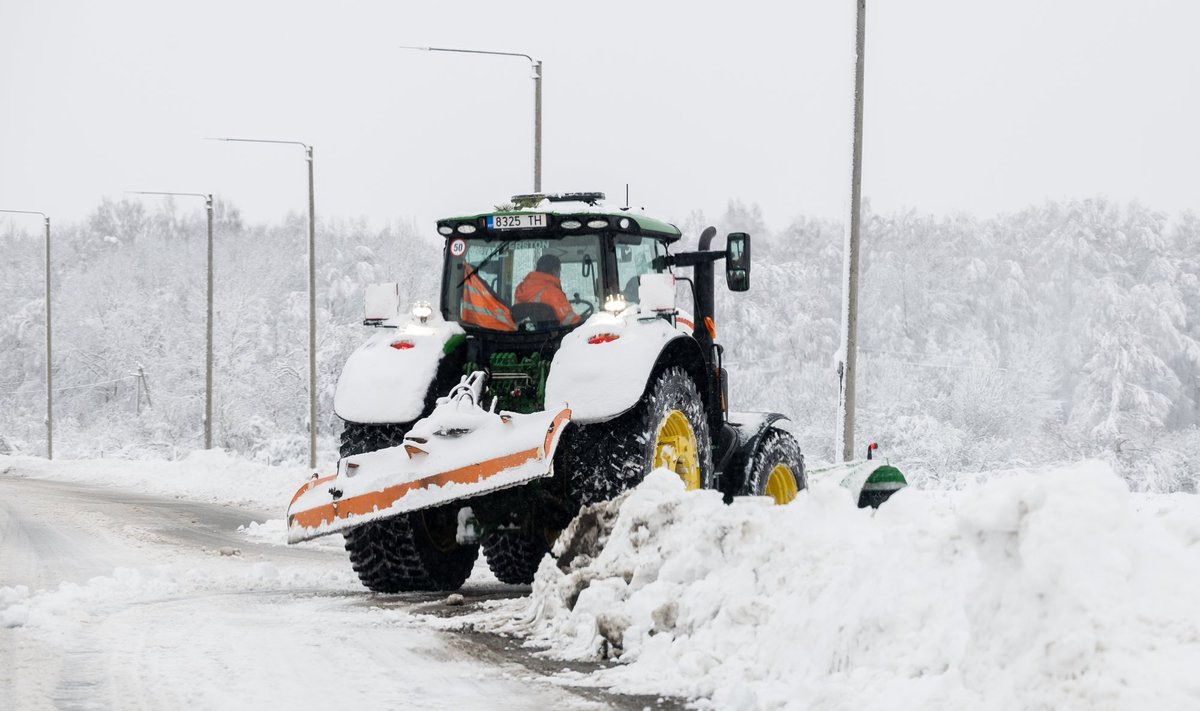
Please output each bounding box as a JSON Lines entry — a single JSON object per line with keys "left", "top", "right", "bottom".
{"left": 514, "top": 254, "right": 582, "bottom": 326}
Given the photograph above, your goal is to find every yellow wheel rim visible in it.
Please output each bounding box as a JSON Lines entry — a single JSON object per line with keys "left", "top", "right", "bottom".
{"left": 764, "top": 464, "right": 798, "bottom": 505}
{"left": 654, "top": 409, "right": 700, "bottom": 490}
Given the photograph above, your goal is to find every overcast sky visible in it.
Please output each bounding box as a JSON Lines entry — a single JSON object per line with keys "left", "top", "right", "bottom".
{"left": 2, "top": 0, "right": 1198, "bottom": 235}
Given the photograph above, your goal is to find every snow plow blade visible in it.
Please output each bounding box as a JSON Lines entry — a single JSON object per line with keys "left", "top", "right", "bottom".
{"left": 287, "top": 405, "right": 572, "bottom": 544}
{"left": 807, "top": 458, "right": 907, "bottom": 508}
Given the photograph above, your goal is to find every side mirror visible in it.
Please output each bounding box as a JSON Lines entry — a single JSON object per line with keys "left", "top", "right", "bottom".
{"left": 725, "top": 232, "right": 751, "bottom": 292}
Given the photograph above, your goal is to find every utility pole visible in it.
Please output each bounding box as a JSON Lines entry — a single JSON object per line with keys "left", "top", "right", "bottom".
{"left": 836, "top": 0, "right": 867, "bottom": 462}
{"left": 128, "top": 191, "right": 215, "bottom": 448}
{"left": 533, "top": 58, "right": 543, "bottom": 191}
{"left": 0, "top": 209, "right": 53, "bottom": 459}
{"left": 400, "top": 46, "right": 543, "bottom": 191}
{"left": 207, "top": 137, "right": 318, "bottom": 469}
{"left": 305, "top": 144, "right": 317, "bottom": 469}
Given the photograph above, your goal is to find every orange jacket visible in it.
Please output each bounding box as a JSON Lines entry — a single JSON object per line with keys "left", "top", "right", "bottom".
{"left": 461, "top": 271, "right": 516, "bottom": 331}
{"left": 514, "top": 271, "right": 581, "bottom": 325}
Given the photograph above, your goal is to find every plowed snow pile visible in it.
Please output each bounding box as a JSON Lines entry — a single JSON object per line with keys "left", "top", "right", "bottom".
{"left": 476, "top": 462, "right": 1200, "bottom": 710}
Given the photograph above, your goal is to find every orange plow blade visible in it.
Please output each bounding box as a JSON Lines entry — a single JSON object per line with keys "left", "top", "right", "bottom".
{"left": 287, "top": 408, "right": 571, "bottom": 543}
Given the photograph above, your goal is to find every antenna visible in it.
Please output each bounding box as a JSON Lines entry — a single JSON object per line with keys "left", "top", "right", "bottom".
{"left": 625, "top": 183, "right": 630, "bottom": 209}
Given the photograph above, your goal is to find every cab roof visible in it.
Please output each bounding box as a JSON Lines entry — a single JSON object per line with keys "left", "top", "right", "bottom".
{"left": 436, "top": 192, "right": 683, "bottom": 242}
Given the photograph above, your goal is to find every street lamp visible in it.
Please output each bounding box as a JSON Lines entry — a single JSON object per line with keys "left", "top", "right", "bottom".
{"left": 0, "top": 209, "right": 53, "bottom": 459}
{"left": 128, "top": 191, "right": 215, "bottom": 450}
{"left": 206, "top": 137, "right": 318, "bottom": 469}
{"left": 836, "top": 0, "right": 867, "bottom": 462}
{"left": 400, "top": 45, "right": 543, "bottom": 192}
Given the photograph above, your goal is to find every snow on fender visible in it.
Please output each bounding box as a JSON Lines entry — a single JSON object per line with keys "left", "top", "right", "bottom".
{"left": 333, "top": 312, "right": 464, "bottom": 424}
{"left": 545, "top": 309, "right": 685, "bottom": 424}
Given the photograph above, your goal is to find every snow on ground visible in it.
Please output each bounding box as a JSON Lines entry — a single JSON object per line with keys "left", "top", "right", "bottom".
{"left": 1, "top": 449, "right": 310, "bottom": 513}
{"left": 0, "top": 461, "right": 578, "bottom": 709}
{"left": 445, "top": 463, "right": 1200, "bottom": 710}
{"left": 6, "top": 452, "right": 1200, "bottom": 709}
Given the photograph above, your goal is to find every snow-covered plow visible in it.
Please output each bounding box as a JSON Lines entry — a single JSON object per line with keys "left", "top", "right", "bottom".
{"left": 287, "top": 374, "right": 571, "bottom": 544}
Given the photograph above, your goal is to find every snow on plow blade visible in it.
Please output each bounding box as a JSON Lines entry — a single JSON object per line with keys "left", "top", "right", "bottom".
{"left": 287, "top": 406, "right": 572, "bottom": 543}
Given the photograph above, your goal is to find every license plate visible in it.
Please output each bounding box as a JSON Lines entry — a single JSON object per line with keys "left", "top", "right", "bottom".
{"left": 487, "top": 213, "right": 547, "bottom": 231}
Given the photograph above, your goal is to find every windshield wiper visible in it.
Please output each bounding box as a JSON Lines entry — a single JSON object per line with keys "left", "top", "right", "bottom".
{"left": 458, "top": 239, "right": 514, "bottom": 288}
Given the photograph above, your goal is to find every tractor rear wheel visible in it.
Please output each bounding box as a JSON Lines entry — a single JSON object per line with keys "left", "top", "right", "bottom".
{"left": 746, "top": 428, "right": 806, "bottom": 505}
{"left": 560, "top": 366, "right": 713, "bottom": 506}
{"left": 339, "top": 422, "right": 479, "bottom": 592}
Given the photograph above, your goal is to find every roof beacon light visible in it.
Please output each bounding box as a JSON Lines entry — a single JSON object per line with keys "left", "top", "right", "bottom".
{"left": 604, "top": 295, "right": 627, "bottom": 314}
{"left": 586, "top": 219, "right": 609, "bottom": 230}
{"left": 511, "top": 193, "right": 546, "bottom": 209}
{"left": 560, "top": 219, "right": 582, "bottom": 230}
{"left": 548, "top": 192, "right": 604, "bottom": 205}
{"left": 456, "top": 224, "right": 477, "bottom": 235}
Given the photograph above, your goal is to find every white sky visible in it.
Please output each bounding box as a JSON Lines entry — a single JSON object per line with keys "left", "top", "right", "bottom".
{"left": 2, "top": 0, "right": 1198, "bottom": 234}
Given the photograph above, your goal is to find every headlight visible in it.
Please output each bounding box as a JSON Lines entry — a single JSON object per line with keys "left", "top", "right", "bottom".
{"left": 603, "top": 295, "right": 627, "bottom": 314}
{"left": 411, "top": 301, "right": 434, "bottom": 323}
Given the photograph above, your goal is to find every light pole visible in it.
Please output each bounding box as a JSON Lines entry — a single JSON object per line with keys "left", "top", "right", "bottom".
{"left": 400, "top": 45, "right": 543, "bottom": 192}
{"left": 0, "top": 209, "right": 53, "bottom": 459}
{"left": 207, "top": 137, "right": 318, "bottom": 469}
{"left": 128, "top": 191, "right": 215, "bottom": 449}
{"left": 836, "top": 0, "right": 867, "bottom": 462}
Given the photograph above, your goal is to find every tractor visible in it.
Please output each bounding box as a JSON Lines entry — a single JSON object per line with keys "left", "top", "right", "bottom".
{"left": 286, "top": 192, "right": 904, "bottom": 592}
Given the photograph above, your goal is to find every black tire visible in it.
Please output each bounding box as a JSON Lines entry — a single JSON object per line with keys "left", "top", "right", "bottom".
{"left": 339, "top": 422, "right": 479, "bottom": 593}
{"left": 746, "top": 428, "right": 806, "bottom": 504}
{"left": 481, "top": 531, "right": 552, "bottom": 584}
{"left": 559, "top": 366, "right": 713, "bottom": 506}
{"left": 339, "top": 420, "right": 409, "bottom": 458}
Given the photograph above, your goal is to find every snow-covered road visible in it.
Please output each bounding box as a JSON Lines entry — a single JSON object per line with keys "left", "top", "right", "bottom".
{"left": 0, "top": 472, "right": 623, "bottom": 710}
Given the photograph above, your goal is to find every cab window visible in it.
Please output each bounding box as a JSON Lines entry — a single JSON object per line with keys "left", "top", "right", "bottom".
{"left": 614, "top": 236, "right": 667, "bottom": 303}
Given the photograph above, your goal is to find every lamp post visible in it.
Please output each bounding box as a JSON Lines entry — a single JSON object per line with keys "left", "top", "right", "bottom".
{"left": 128, "top": 191, "right": 215, "bottom": 449}
{"left": 836, "top": 0, "right": 867, "bottom": 462}
{"left": 0, "top": 209, "right": 53, "bottom": 459}
{"left": 207, "top": 137, "right": 318, "bottom": 469}
{"left": 400, "top": 45, "right": 543, "bottom": 192}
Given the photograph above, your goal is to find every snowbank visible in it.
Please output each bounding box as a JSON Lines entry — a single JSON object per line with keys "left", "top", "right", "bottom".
{"left": 475, "top": 463, "right": 1200, "bottom": 710}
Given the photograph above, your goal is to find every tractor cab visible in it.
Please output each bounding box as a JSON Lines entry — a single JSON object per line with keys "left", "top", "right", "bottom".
{"left": 438, "top": 193, "right": 678, "bottom": 335}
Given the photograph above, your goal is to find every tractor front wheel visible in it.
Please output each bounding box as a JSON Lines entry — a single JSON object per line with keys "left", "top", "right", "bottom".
{"left": 339, "top": 422, "right": 479, "bottom": 593}
{"left": 561, "top": 366, "right": 713, "bottom": 506}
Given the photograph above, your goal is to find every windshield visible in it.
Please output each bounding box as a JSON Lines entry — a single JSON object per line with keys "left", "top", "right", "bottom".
{"left": 444, "top": 234, "right": 603, "bottom": 332}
